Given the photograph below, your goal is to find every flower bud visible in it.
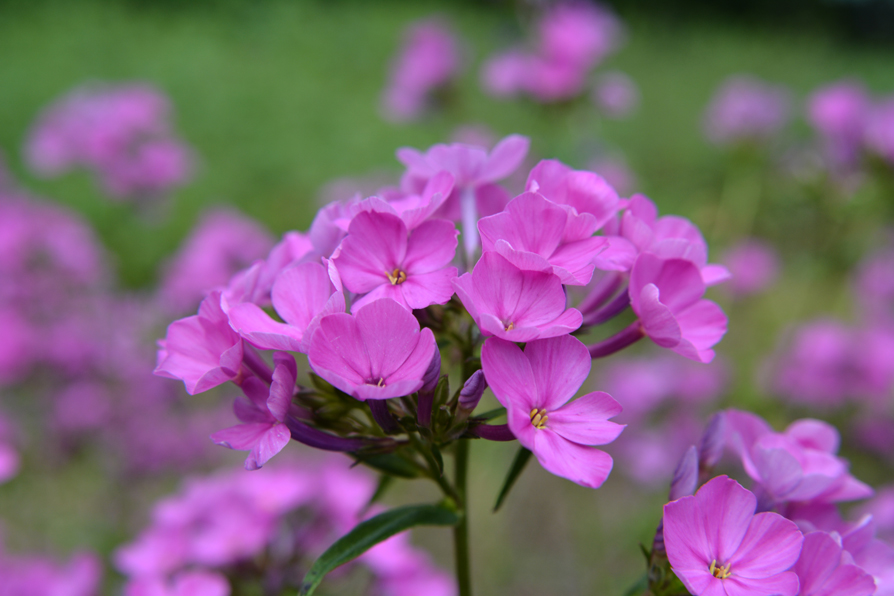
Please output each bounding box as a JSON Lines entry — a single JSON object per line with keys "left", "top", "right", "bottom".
{"left": 668, "top": 445, "right": 698, "bottom": 501}
{"left": 420, "top": 350, "right": 441, "bottom": 396}
{"left": 697, "top": 412, "right": 726, "bottom": 472}
{"left": 458, "top": 370, "right": 487, "bottom": 413}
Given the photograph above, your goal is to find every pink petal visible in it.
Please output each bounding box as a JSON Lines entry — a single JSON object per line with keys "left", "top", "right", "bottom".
{"left": 480, "top": 337, "right": 537, "bottom": 411}
{"left": 399, "top": 269, "right": 457, "bottom": 309}
{"left": 452, "top": 273, "right": 479, "bottom": 320}
{"left": 474, "top": 183, "right": 511, "bottom": 217}
{"left": 785, "top": 419, "right": 840, "bottom": 454}
{"left": 211, "top": 422, "right": 274, "bottom": 450}
{"left": 403, "top": 219, "right": 458, "bottom": 273}
{"left": 549, "top": 236, "right": 607, "bottom": 285}
{"left": 702, "top": 263, "right": 732, "bottom": 286}
{"left": 334, "top": 211, "right": 408, "bottom": 294}
{"left": 534, "top": 308, "right": 584, "bottom": 339}
{"left": 246, "top": 423, "right": 292, "bottom": 470}
{"left": 729, "top": 513, "right": 803, "bottom": 578}
{"left": 481, "top": 134, "right": 530, "bottom": 181}
{"left": 721, "top": 573, "right": 800, "bottom": 596}
{"left": 530, "top": 429, "right": 614, "bottom": 488}
{"left": 631, "top": 253, "right": 705, "bottom": 312}
{"left": 383, "top": 328, "right": 437, "bottom": 387}
{"left": 562, "top": 170, "right": 620, "bottom": 229}
{"left": 267, "top": 353, "right": 297, "bottom": 421}
{"left": 592, "top": 236, "right": 638, "bottom": 272}
{"left": 227, "top": 303, "right": 303, "bottom": 351}
{"left": 637, "top": 284, "right": 682, "bottom": 347}
{"left": 699, "top": 477, "right": 757, "bottom": 564}
{"left": 524, "top": 335, "right": 591, "bottom": 411}
{"left": 548, "top": 391, "right": 625, "bottom": 446}
{"left": 308, "top": 313, "right": 370, "bottom": 386}
{"left": 272, "top": 262, "right": 337, "bottom": 328}
{"left": 675, "top": 299, "right": 727, "bottom": 363}
{"left": 355, "top": 298, "right": 424, "bottom": 381}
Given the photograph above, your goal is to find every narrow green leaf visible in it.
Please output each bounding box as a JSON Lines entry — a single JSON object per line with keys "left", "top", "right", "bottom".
{"left": 433, "top": 375, "right": 449, "bottom": 408}
{"left": 475, "top": 406, "right": 506, "bottom": 421}
{"left": 430, "top": 444, "right": 444, "bottom": 476}
{"left": 493, "top": 446, "right": 532, "bottom": 512}
{"left": 353, "top": 453, "right": 422, "bottom": 479}
{"left": 299, "top": 504, "right": 460, "bottom": 596}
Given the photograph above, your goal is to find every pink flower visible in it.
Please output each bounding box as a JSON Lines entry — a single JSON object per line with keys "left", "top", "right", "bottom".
{"left": 0, "top": 547, "right": 102, "bottom": 596}
{"left": 159, "top": 208, "right": 274, "bottom": 313}
{"left": 537, "top": 1, "right": 622, "bottom": 71}
{"left": 332, "top": 210, "right": 458, "bottom": 312}
{"left": 587, "top": 156, "right": 637, "bottom": 196}
{"left": 124, "top": 571, "right": 230, "bottom": 596}
{"left": 477, "top": 191, "right": 611, "bottom": 285}
{"left": 154, "top": 291, "right": 244, "bottom": 395}
{"left": 526, "top": 159, "right": 622, "bottom": 229}
{"left": 226, "top": 261, "right": 345, "bottom": 353}
{"left": 308, "top": 298, "right": 437, "bottom": 400}
{"left": 629, "top": 252, "right": 728, "bottom": 363}
{"left": 704, "top": 75, "right": 792, "bottom": 146}
{"left": 722, "top": 239, "right": 779, "bottom": 297}
{"left": 453, "top": 251, "right": 583, "bottom": 342}
{"left": 382, "top": 19, "right": 461, "bottom": 122}
{"left": 793, "top": 531, "right": 875, "bottom": 596}
{"left": 864, "top": 97, "right": 894, "bottom": 164}
{"left": 346, "top": 171, "right": 455, "bottom": 231}
{"left": 807, "top": 80, "right": 871, "bottom": 168}
{"left": 664, "top": 475, "right": 804, "bottom": 596}
{"left": 210, "top": 353, "right": 297, "bottom": 470}
{"left": 725, "top": 410, "right": 873, "bottom": 505}
{"left": 481, "top": 335, "right": 624, "bottom": 488}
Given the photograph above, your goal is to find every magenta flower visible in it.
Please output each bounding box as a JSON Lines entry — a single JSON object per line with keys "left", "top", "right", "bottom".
{"left": 382, "top": 19, "right": 461, "bottom": 122}
{"left": 210, "top": 353, "right": 297, "bottom": 470}
{"left": 664, "top": 476, "right": 804, "bottom": 596}
{"left": 725, "top": 410, "right": 873, "bottom": 505}
{"left": 807, "top": 80, "right": 870, "bottom": 168}
{"left": 308, "top": 298, "right": 437, "bottom": 400}
{"left": 629, "top": 252, "right": 728, "bottom": 363}
{"left": 453, "top": 251, "right": 583, "bottom": 342}
{"left": 346, "top": 171, "right": 455, "bottom": 231}
{"left": 154, "top": 291, "right": 244, "bottom": 395}
{"left": 537, "top": 1, "right": 622, "bottom": 71}
{"left": 332, "top": 210, "right": 458, "bottom": 312}
{"left": 226, "top": 261, "right": 345, "bottom": 353}
{"left": 793, "top": 531, "right": 876, "bottom": 596}
{"left": 159, "top": 208, "right": 274, "bottom": 313}
{"left": 592, "top": 71, "right": 640, "bottom": 119}
{"left": 477, "top": 191, "right": 611, "bottom": 285}
{"left": 526, "top": 159, "right": 622, "bottom": 229}
{"left": 481, "top": 335, "right": 624, "bottom": 488}
{"left": 125, "top": 571, "right": 230, "bottom": 596}
{"left": 704, "top": 75, "right": 792, "bottom": 146}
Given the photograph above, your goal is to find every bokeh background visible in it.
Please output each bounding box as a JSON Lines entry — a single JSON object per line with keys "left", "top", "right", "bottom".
{"left": 3, "top": 0, "right": 894, "bottom": 594}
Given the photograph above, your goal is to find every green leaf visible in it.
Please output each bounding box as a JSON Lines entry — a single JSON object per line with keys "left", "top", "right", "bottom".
{"left": 475, "top": 406, "right": 506, "bottom": 421}
{"left": 433, "top": 375, "right": 450, "bottom": 408}
{"left": 430, "top": 444, "right": 444, "bottom": 476}
{"left": 353, "top": 453, "right": 422, "bottom": 479}
{"left": 366, "top": 474, "right": 393, "bottom": 509}
{"left": 622, "top": 573, "right": 648, "bottom": 596}
{"left": 299, "top": 504, "right": 460, "bottom": 596}
{"left": 308, "top": 373, "right": 335, "bottom": 394}
{"left": 493, "top": 446, "right": 532, "bottom": 512}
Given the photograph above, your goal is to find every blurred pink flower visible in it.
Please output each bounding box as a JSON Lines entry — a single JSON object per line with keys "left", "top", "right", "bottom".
{"left": 592, "top": 71, "right": 639, "bottom": 118}
{"left": 704, "top": 75, "right": 791, "bottom": 145}
{"left": 722, "top": 238, "right": 780, "bottom": 297}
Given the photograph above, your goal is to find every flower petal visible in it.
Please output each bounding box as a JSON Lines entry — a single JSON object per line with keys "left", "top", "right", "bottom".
{"left": 548, "top": 391, "right": 625, "bottom": 446}
{"left": 524, "top": 335, "right": 591, "bottom": 411}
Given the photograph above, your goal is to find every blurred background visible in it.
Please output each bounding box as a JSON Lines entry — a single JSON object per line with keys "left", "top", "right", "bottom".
{"left": 3, "top": 0, "right": 894, "bottom": 594}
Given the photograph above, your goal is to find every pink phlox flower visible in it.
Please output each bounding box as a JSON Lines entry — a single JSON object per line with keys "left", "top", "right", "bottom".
{"left": 154, "top": 291, "right": 244, "bottom": 395}
{"left": 308, "top": 298, "right": 437, "bottom": 400}
{"left": 332, "top": 210, "right": 458, "bottom": 312}
{"left": 477, "top": 191, "right": 612, "bottom": 285}
{"left": 382, "top": 19, "right": 461, "bottom": 122}
{"left": 342, "top": 171, "right": 455, "bottom": 231}
{"left": 226, "top": 261, "right": 345, "bottom": 353}
{"left": 537, "top": 2, "right": 622, "bottom": 71}
{"left": 481, "top": 335, "right": 625, "bottom": 488}
{"left": 807, "top": 80, "right": 871, "bottom": 168}
{"left": 664, "top": 475, "right": 804, "bottom": 596}
{"left": 722, "top": 239, "right": 780, "bottom": 297}
{"left": 857, "top": 486, "right": 894, "bottom": 544}
{"left": 611, "top": 413, "right": 703, "bottom": 488}
{"left": 793, "top": 531, "right": 876, "bottom": 596}
{"left": 704, "top": 75, "right": 792, "bottom": 145}
{"left": 725, "top": 410, "right": 873, "bottom": 505}
{"left": 611, "top": 194, "right": 730, "bottom": 285}
{"left": 525, "top": 159, "right": 635, "bottom": 271}
{"left": 397, "top": 135, "right": 529, "bottom": 256}
{"left": 159, "top": 208, "right": 275, "bottom": 313}
{"left": 629, "top": 252, "right": 728, "bottom": 363}
{"left": 124, "top": 571, "right": 230, "bottom": 596}
{"left": 210, "top": 352, "right": 297, "bottom": 470}
{"left": 453, "top": 251, "right": 583, "bottom": 342}
{"left": 592, "top": 71, "right": 640, "bottom": 118}
{"left": 309, "top": 198, "right": 359, "bottom": 259}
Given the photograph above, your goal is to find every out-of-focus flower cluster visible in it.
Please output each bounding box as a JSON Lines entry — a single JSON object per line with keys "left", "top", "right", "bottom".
{"left": 116, "top": 456, "right": 454, "bottom": 596}
{"left": 25, "top": 83, "right": 193, "bottom": 200}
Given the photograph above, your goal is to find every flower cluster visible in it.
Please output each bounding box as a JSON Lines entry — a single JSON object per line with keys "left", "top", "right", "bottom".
{"left": 25, "top": 83, "right": 193, "bottom": 200}
{"left": 0, "top": 540, "right": 102, "bottom": 596}
{"left": 155, "top": 132, "right": 729, "bottom": 493}
{"left": 656, "top": 409, "right": 883, "bottom": 596}
{"left": 481, "top": 2, "right": 624, "bottom": 103}
{"left": 703, "top": 75, "right": 792, "bottom": 146}
{"left": 382, "top": 19, "right": 461, "bottom": 122}
{"left": 115, "top": 456, "right": 454, "bottom": 596}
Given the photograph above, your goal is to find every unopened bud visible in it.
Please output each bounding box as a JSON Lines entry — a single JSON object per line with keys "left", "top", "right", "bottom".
{"left": 420, "top": 350, "right": 441, "bottom": 396}
{"left": 458, "top": 370, "right": 487, "bottom": 413}
{"left": 668, "top": 445, "right": 698, "bottom": 501}
{"left": 697, "top": 412, "right": 726, "bottom": 472}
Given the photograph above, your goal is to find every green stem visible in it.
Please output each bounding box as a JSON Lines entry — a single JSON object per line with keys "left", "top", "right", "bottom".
{"left": 453, "top": 439, "right": 472, "bottom": 596}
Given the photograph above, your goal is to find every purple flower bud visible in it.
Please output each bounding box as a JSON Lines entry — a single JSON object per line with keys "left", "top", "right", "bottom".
{"left": 668, "top": 445, "right": 698, "bottom": 501}
{"left": 698, "top": 412, "right": 726, "bottom": 471}
{"left": 421, "top": 351, "right": 441, "bottom": 395}
{"left": 458, "top": 370, "right": 487, "bottom": 412}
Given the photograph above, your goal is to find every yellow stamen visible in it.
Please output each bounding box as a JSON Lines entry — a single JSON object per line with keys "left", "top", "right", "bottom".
{"left": 386, "top": 268, "right": 407, "bottom": 285}
{"left": 529, "top": 408, "right": 548, "bottom": 429}
{"left": 376, "top": 377, "right": 385, "bottom": 387}
{"left": 504, "top": 322, "right": 514, "bottom": 331}
{"left": 709, "top": 559, "right": 731, "bottom": 579}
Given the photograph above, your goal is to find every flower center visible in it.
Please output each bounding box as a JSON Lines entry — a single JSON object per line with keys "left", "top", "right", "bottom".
{"left": 386, "top": 268, "right": 407, "bottom": 285}
{"left": 709, "top": 560, "right": 731, "bottom": 580}
{"left": 504, "top": 321, "right": 514, "bottom": 331}
{"left": 367, "top": 377, "right": 386, "bottom": 387}
{"left": 529, "top": 408, "right": 548, "bottom": 429}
